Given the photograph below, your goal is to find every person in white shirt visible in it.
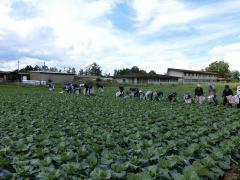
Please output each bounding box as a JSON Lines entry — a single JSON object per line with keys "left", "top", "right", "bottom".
{"left": 237, "top": 86, "right": 240, "bottom": 108}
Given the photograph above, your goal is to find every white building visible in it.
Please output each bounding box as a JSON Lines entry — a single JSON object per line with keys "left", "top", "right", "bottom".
{"left": 167, "top": 68, "right": 218, "bottom": 84}
{"left": 114, "top": 73, "right": 179, "bottom": 85}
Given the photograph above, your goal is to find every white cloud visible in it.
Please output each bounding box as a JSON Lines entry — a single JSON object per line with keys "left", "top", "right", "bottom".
{"left": 0, "top": 0, "right": 240, "bottom": 74}
{"left": 131, "top": 0, "right": 240, "bottom": 34}
{"left": 209, "top": 43, "right": 240, "bottom": 71}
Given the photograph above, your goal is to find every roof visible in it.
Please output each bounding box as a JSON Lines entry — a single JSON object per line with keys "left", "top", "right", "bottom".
{"left": 30, "top": 71, "right": 75, "bottom": 75}
{"left": 0, "top": 71, "right": 11, "bottom": 74}
{"left": 18, "top": 72, "right": 30, "bottom": 75}
{"left": 167, "top": 68, "right": 218, "bottom": 75}
{"left": 114, "top": 73, "right": 179, "bottom": 79}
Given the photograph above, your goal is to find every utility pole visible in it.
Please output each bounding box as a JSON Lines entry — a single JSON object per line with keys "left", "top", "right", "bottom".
{"left": 43, "top": 61, "right": 46, "bottom": 71}
{"left": 18, "top": 60, "right": 20, "bottom": 72}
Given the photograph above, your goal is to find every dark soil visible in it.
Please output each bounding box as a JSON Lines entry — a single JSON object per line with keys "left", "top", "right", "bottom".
{"left": 222, "top": 166, "right": 240, "bottom": 180}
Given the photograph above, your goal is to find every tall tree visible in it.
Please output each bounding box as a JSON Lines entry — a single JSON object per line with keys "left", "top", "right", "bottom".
{"left": 149, "top": 70, "right": 157, "bottom": 75}
{"left": 85, "top": 62, "right": 102, "bottom": 76}
{"left": 78, "top": 68, "right": 84, "bottom": 75}
{"left": 33, "top": 65, "right": 41, "bottom": 71}
{"left": 205, "top": 61, "right": 230, "bottom": 78}
{"left": 49, "top": 67, "right": 58, "bottom": 72}
{"left": 72, "top": 67, "right": 76, "bottom": 74}
{"left": 114, "top": 66, "right": 147, "bottom": 76}
{"left": 230, "top": 70, "right": 240, "bottom": 81}
{"left": 42, "top": 64, "right": 49, "bottom": 71}
{"left": 66, "top": 67, "right": 72, "bottom": 74}
{"left": 19, "top": 65, "right": 34, "bottom": 72}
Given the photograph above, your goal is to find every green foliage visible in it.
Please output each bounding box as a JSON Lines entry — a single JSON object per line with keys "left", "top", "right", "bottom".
{"left": 114, "top": 66, "right": 148, "bottom": 76}
{"left": 85, "top": 62, "right": 102, "bottom": 76}
{"left": 0, "top": 85, "right": 240, "bottom": 179}
{"left": 206, "top": 61, "right": 231, "bottom": 78}
{"left": 230, "top": 70, "right": 240, "bottom": 82}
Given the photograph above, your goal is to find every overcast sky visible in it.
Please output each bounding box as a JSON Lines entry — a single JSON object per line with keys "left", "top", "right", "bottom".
{"left": 0, "top": 0, "right": 240, "bottom": 74}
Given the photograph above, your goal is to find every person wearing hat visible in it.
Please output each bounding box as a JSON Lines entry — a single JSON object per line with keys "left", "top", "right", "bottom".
{"left": 222, "top": 85, "right": 233, "bottom": 106}
{"left": 194, "top": 84, "right": 204, "bottom": 104}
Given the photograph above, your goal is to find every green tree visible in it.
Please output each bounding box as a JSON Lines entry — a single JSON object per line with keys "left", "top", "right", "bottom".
{"left": 19, "top": 65, "right": 34, "bottom": 72}
{"left": 230, "top": 70, "right": 240, "bottom": 81}
{"left": 114, "top": 66, "right": 147, "bottom": 76}
{"left": 205, "top": 61, "right": 230, "bottom": 78}
{"left": 85, "top": 62, "right": 102, "bottom": 76}
{"left": 33, "top": 65, "right": 41, "bottom": 71}
{"left": 71, "top": 67, "right": 76, "bottom": 74}
{"left": 78, "top": 68, "right": 84, "bottom": 75}
{"left": 149, "top": 70, "right": 157, "bottom": 75}
{"left": 49, "top": 67, "right": 58, "bottom": 72}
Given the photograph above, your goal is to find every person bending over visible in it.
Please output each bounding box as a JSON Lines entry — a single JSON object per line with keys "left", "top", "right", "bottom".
{"left": 168, "top": 92, "right": 177, "bottom": 102}
{"left": 194, "top": 84, "right": 205, "bottom": 104}
{"left": 208, "top": 85, "right": 217, "bottom": 105}
{"left": 222, "top": 85, "right": 233, "bottom": 106}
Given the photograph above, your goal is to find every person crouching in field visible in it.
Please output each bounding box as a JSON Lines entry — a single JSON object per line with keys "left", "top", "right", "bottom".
{"left": 194, "top": 84, "right": 205, "bottom": 104}
{"left": 97, "top": 83, "right": 104, "bottom": 96}
{"left": 208, "top": 85, "right": 217, "bottom": 106}
{"left": 73, "top": 84, "right": 80, "bottom": 95}
{"left": 168, "top": 92, "right": 177, "bottom": 102}
{"left": 154, "top": 91, "right": 163, "bottom": 101}
{"left": 145, "top": 90, "right": 153, "bottom": 100}
{"left": 236, "top": 86, "right": 240, "bottom": 108}
{"left": 222, "top": 85, "right": 233, "bottom": 106}
{"left": 184, "top": 94, "right": 192, "bottom": 104}
{"left": 116, "top": 86, "right": 124, "bottom": 97}
{"left": 48, "top": 83, "right": 55, "bottom": 91}
{"left": 119, "top": 86, "right": 124, "bottom": 97}
{"left": 83, "top": 83, "right": 93, "bottom": 96}
{"left": 139, "top": 90, "right": 145, "bottom": 101}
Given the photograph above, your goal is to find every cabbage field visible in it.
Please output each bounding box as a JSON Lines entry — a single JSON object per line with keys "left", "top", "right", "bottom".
{"left": 0, "top": 85, "right": 240, "bottom": 179}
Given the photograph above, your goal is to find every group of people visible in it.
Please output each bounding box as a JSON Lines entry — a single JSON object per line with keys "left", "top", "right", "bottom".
{"left": 193, "top": 84, "right": 240, "bottom": 107}
{"left": 116, "top": 84, "right": 240, "bottom": 108}
{"left": 116, "top": 86, "right": 166, "bottom": 101}
{"left": 56, "top": 83, "right": 104, "bottom": 96}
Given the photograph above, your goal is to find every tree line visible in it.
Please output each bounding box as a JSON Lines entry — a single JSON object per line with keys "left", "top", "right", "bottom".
{"left": 16, "top": 60, "right": 240, "bottom": 81}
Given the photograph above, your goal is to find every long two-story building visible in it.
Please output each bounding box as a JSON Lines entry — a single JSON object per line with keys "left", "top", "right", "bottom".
{"left": 114, "top": 73, "right": 179, "bottom": 85}
{"left": 167, "top": 68, "right": 218, "bottom": 84}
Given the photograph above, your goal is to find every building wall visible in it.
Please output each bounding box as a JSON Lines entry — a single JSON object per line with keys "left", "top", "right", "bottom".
{"left": 115, "top": 78, "right": 179, "bottom": 85}
{"left": 30, "top": 73, "right": 75, "bottom": 83}
{"left": 167, "top": 70, "right": 217, "bottom": 84}
{"left": 167, "top": 70, "right": 184, "bottom": 77}
{"left": 182, "top": 73, "right": 217, "bottom": 83}
{"left": 0, "top": 74, "right": 7, "bottom": 81}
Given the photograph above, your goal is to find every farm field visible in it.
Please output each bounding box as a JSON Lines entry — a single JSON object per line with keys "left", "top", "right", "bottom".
{"left": 0, "top": 84, "right": 240, "bottom": 179}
